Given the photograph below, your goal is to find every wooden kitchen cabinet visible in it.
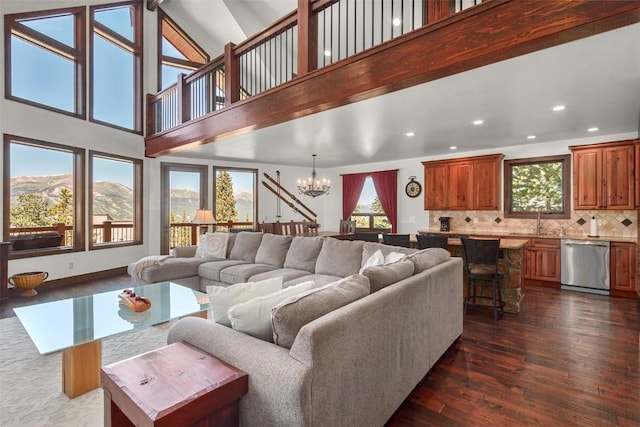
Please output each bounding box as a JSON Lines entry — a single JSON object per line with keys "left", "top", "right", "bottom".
{"left": 423, "top": 154, "right": 503, "bottom": 210}
{"left": 523, "top": 238, "right": 561, "bottom": 283}
{"left": 635, "top": 140, "right": 639, "bottom": 208}
{"left": 571, "top": 140, "right": 635, "bottom": 210}
{"left": 610, "top": 242, "right": 636, "bottom": 293}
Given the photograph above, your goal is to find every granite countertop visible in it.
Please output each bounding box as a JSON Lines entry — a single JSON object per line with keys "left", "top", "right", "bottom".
{"left": 419, "top": 230, "right": 638, "bottom": 244}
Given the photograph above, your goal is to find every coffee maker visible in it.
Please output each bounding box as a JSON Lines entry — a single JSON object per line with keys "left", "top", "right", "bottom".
{"left": 438, "top": 217, "right": 451, "bottom": 232}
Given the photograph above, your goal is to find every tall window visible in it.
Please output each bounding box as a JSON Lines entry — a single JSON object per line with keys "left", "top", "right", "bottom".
{"left": 158, "top": 10, "right": 208, "bottom": 90}
{"left": 3, "top": 134, "right": 85, "bottom": 258}
{"left": 4, "top": 7, "right": 86, "bottom": 117}
{"left": 351, "top": 177, "right": 391, "bottom": 231}
{"left": 213, "top": 167, "right": 258, "bottom": 231}
{"left": 90, "top": 1, "right": 142, "bottom": 132}
{"left": 89, "top": 151, "right": 142, "bottom": 249}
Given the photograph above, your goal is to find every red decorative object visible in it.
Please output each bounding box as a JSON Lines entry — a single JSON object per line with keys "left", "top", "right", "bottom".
{"left": 119, "top": 289, "right": 151, "bottom": 312}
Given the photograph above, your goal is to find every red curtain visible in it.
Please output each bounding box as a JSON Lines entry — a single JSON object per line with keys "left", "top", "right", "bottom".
{"left": 370, "top": 170, "right": 398, "bottom": 233}
{"left": 342, "top": 173, "right": 367, "bottom": 220}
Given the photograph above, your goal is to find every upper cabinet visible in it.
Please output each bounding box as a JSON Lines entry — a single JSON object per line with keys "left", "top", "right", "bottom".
{"left": 571, "top": 140, "right": 636, "bottom": 210}
{"left": 423, "top": 154, "right": 503, "bottom": 210}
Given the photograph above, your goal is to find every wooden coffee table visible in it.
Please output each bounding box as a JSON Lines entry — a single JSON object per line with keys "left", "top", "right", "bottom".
{"left": 101, "top": 342, "right": 248, "bottom": 426}
{"left": 14, "top": 282, "right": 210, "bottom": 398}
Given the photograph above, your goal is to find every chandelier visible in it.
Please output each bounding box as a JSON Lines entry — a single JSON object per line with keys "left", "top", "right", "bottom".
{"left": 297, "top": 154, "right": 331, "bottom": 197}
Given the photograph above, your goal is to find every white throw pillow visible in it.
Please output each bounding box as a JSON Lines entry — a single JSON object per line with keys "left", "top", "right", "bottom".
{"left": 202, "top": 232, "right": 229, "bottom": 258}
{"left": 384, "top": 251, "right": 407, "bottom": 264}
{"left": 194, "top": 233, "right": 213, "bottom": 258}
{"left": 228, "top": 281, "right": 315, "bottom": 341}
{"left": 207, "top": 276, "right": 283, "bottom": 326}
{"left": 359, "top": 249, "right": 385, "bottom": 274}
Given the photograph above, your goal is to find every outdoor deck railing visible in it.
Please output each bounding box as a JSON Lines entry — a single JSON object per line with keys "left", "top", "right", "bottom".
{"left": 146, "top": 0, "right": 483, "bottom": 136}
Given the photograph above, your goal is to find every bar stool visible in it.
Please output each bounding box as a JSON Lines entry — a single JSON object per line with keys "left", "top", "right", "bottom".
{"left": 382, "top": 233, "right": 410, "bottom": 247}
{"left": 416, "top": 234, "right": 448, "bottom": 250}
{"left": 354, "top": 232, "right": 380, "bottom": 242}
{"left": 461, "top": 237, "right": 504, "bottom": 320}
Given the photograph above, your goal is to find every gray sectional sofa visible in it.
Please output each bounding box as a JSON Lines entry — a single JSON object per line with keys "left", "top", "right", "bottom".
{"left": 129, "top": 231, "right": 463, "bottom": 426}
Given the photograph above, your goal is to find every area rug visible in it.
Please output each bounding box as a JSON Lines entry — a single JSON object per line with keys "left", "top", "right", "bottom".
{"left": 0, "top": 317, "right": 172, "bottom": 427}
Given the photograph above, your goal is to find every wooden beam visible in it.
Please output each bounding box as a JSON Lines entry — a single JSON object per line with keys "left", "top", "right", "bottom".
{"left": 145, "top": 0, "right": 640, "bottom": 158}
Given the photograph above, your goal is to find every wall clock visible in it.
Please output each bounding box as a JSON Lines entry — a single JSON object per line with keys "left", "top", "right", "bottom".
{"left": 405, "top": 176, "right": 422, "bottom": 198}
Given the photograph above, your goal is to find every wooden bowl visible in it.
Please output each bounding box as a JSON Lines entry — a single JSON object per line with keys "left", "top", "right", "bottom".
{"left": 9, "top": 271, "right": 48, "bottom": 297}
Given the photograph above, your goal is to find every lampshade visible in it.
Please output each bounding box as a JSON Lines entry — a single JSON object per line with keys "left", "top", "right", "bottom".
{"left": 192, "top": 209, "right": 216, "bottom": 224}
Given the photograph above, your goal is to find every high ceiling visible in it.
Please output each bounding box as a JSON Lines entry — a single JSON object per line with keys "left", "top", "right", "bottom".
{"left": 161, "top": 1, "right": 640, "bottom": 168}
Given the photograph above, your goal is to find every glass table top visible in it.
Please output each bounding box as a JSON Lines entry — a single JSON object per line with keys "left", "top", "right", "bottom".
{"left": 14, "top": 281, "right": 210, "bottom": 354}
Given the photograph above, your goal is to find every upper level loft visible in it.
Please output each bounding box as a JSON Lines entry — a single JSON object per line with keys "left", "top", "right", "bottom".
{"left": 145, "top": 0, "right": 640, "bottom": 158}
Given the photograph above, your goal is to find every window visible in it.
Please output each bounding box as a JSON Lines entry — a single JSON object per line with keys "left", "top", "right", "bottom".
{"left": 90, "top": 2, "right": 142, "bottom": 132}
{"left": 504, "top": 155, "right": 571, "bottom": 219}
{"left": 3, "top": 134, "right": 85, "bottom": 258}
{"left": 213, "top": 167, "right": 258, "bottom": 231}
{"left": 350, "top": 177, "right": 391, "bottom": 231}
{"left": 89, "top": 151, "right": 142, "bottom": 249}
{"left": 5, "top": 7, "right": 86, "bottom": 117}
{"left": 158, "top": 10, "right": 208, "bottom": 90}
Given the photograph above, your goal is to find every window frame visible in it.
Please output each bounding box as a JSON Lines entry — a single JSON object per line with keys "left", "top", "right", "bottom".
{"left": 212, "top": 166, "right": 258, "bottom": 231}
{"left": 88, "top": 150, "right": 143, "bottom": 250}
{"left": 157, "top": 8, "right": 208, "bottom": 91}
{"left": 350, "top": 213, "right": 391, "bottom": 232}
{"left": 4, "top": 7, "right": 86, "bottom": 118}
{"left": 503, "top": 154, "right": 571, "bottom": 219}
{"left": 3, "top": 134, "right": 86, "bottom": 259}
{"left": 89, "top": 1, "right": 143, "bottom": 134}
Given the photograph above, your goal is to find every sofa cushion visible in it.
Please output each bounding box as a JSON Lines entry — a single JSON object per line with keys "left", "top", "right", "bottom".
{"left": 271, "top": 274, "right": 370, "bottom": 348}
{"left": 228, "top": 281, "right": 315, "bottom": 341}
{"left": 361, "top": 259, "right": 415, "bottom": 293}
{"left": 199, "top": 260, "right": 249, "bottom": 282}
{"left": 173, "top": 245, "right": 197, "bottom": 258}
{"left": 229, "top": 232, "right": 264, "bottom": 262}
{"left": 283, "top": 236, "right": 324, "bottom": 272}
{"left": 362, "top": 242, "right": 415, "bottom": 266}
{"left": 203, "top": 232, "right": 230, "bottom": 258}
{"left": 249, "top": 268, "right": 311, "bottom": 284}
{"left": 255, "top": 234, "right": 292, "bottom": 267}
{"left": 219, "top": 264, "right": 279, "bottom": 285}
{"left": 407, "top": 248, "right": 451, "bottom": 273}
{"left": 284, "top": 274, "right": 342, "bottom": 288}
{"left": 315, "top": 238, "right": 364, "bottom": 277}
{"left": 207, "top": 276, "right": 283, "bottom": 326}
{"left": 130, "top": 257, "right": 216, "bottom": 283}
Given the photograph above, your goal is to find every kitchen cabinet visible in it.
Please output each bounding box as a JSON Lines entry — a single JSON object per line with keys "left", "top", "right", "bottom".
{"left": 571, "top": 140, "right": 635, "bottom": 210}
{"left": 523, "top": 238, "right": 561, "bottom": 282}
{"left": 635, "top": 140, "right": 639, "bottom": 208}
{"left": 610, "top": 242, "right": 636, "bottom": 292}
{"left": 423, "top": 154, "right": 503, "bottom": 210}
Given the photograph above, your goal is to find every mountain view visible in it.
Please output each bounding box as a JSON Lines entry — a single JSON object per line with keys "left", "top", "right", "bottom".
{"left": 10, "top": 174, "right": 253, "bottom": 223}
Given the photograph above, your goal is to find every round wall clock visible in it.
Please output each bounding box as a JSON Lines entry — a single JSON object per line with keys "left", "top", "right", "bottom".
{"left": 405, "top": 176, "right": 422, "bottom": 198}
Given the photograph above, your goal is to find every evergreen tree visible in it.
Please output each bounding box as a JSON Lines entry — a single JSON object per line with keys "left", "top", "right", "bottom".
{"left": 48, "top": 187, "right": 73, "bottom": 225}
{"left": 371, "top": 196, "right": 391, "bottom": 230}
{"left": 216, "top": 171, "right": 238, "bottom": 222}
{"left": 371, "top": 196, "right": 384, "bottom": 214}
{"left": 10, "top": 193, "right": 51, "bottom": 227}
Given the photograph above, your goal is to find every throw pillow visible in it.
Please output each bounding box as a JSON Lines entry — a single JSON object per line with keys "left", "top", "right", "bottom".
{"left": 407, "top": 248, "right": 450, "bottom": 273}
{"left": 271, "top": 274, "right": 370, "bottom": 348}
{"left": 255, "top": 233, "right": 292, "bottom": 267}
{"left": 194, "top": 233, "right": 213, "bottom": 258}
{"left": 228, "top": 281, "right": 315, "bottom": 341}
{"left": 202, "top": 232, "right": 230, "bottom": 258}
{"left": 359, "top": 249, "right": 385, "bottom": 274}
{"left": 384, "top": 251, "right": 407, "bottom": 264}
{"left": 361, "top": 259, "right": 415, "bottom": 293}
{"left": 207, "top": 276, "right": 283, "bottom": 326}
{"left": 315, "top": 238, "right": 365, "bottom": 277}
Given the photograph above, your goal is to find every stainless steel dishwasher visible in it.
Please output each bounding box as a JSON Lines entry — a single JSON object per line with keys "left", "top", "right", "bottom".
{"left": 561, "top": 239, "right": 610, "bottom": 295}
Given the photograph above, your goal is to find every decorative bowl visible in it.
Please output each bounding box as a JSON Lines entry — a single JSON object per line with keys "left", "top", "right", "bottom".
{"left": 9, "top": 271, "right": 48, "bottom": 297}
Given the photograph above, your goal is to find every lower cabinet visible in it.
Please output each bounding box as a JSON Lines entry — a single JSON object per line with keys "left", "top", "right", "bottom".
{"left": 523, "top": 238, "right": 561, "bottom": 282}
{"left": 610, "top": 242, "right": 637, "bottom": 292}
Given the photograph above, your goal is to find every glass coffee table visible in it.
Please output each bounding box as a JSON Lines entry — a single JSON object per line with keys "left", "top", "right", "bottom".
{"left": 14, "top": 281, "right": 210, "bottom": 398}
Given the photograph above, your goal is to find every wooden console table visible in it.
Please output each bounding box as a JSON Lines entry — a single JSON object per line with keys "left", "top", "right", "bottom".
{"left": 101, "top": 342, "right": 248, "bottom": 426}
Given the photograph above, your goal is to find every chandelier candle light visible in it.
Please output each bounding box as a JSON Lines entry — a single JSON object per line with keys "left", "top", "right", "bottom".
{"left": 297, "top": 154, "right": 331, "bottom": 197}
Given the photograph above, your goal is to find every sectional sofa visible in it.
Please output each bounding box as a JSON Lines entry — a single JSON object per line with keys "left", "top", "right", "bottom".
{"left": 129, "top": 231, "right": 463, "bottom": 426}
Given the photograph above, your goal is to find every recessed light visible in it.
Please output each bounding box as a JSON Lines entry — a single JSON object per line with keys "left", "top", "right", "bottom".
{"left": 472, "top": 119, "right": 484, "bottom": 125}
{"left": 552, "top": 105, "right": 566, "bottom": 112}
{"left": 405, "top": 131, "right": 415, "bottom": 137}
{"left": 323, "top": 49, "right": 331, "bottom": 57}
{"left": 392, "top": 18, "right": 401, "bottom": 26}
{"left": 449, "top": 146, "right": 457, "bottom": 150}
{"left": 527, "top": 135, "right": 536, "bottom": 140}
{"left": 587, "top": 127, "right": 599, "bottom": 132}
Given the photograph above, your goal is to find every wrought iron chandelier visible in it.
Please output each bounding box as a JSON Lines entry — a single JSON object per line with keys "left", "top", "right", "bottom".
{"left": 297, "top": 154, "right": 331, "bottom": 197}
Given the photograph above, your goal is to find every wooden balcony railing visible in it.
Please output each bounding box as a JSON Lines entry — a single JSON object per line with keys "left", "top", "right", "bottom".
{"left": 146, "top": 0, "right": 485, "bottom": 138}
{"left": 169, "top": 221, "right": 255, "bottom": 248}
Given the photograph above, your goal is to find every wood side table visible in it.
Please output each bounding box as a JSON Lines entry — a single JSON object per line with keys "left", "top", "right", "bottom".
{"left": 101, "top": 342, "right": 248, "bottom": 427}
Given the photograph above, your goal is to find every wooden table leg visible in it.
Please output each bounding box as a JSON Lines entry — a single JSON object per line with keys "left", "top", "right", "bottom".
{"left": 62, "top": 340, "right": 101, "bottom": 398}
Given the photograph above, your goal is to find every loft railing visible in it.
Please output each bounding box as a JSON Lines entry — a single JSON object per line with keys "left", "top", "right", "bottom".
{"left": 146, "top": 0, "right": 483, "bottom": 137}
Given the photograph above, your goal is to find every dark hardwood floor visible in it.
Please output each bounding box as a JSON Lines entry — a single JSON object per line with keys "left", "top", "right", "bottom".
{"left": 2, "top": 277, "right": 638, "bottom": 425}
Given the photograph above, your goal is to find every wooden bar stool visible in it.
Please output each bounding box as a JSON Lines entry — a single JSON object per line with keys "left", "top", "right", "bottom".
{"left": 461, "top": 237, "right": 504, "bottom": 320}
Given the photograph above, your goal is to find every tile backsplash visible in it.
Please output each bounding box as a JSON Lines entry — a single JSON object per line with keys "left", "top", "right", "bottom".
{"left": 429, "top": 210, "right": 638, "bottom": 240}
